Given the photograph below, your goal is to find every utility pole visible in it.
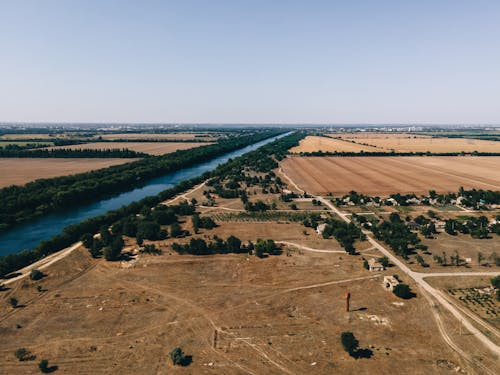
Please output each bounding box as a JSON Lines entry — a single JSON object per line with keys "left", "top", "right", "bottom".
{"left": 345, "top": 290, "right": 351, "bottom": 312}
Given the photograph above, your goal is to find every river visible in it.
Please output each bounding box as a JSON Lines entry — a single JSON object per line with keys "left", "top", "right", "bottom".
{"left": 0, "top": 132, "right": 291, "bottom": 256}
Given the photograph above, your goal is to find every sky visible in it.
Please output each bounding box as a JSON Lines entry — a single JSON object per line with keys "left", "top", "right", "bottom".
{"left": 0, "top": 0, "right": 499, "bottom": 124}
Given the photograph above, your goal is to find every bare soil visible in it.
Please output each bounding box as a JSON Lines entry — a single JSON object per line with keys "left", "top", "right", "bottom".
{"left": 0, "top": 158, "right": 139, "bottom": 188}
{"left": 281, "top": 156, "right": 500, "bottom": 195}
{"left": 0, "top": 245, "right": 462, "bottom": 374}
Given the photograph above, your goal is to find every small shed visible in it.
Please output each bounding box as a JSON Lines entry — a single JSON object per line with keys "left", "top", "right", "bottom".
{"left": 368, "top": 258, "right": 384, "bottom": 272}
{"left": 316, "top": 223, "right": 327, "bottom": 235}
{"left": 382, "top": 276, "right": 399, "bottom": 291}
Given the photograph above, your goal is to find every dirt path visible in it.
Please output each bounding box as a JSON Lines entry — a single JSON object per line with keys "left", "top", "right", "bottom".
{"left": 2, "top": 241, "right": 83, "bottom": 286}
{"left": 276, "top": 241, "right": 345, "bottom": 254}
{"left": 302, "top": 188, "right": 500, "bottom": 356}
{"left": 163, "top": 181, "right": 206, "bottom": 205}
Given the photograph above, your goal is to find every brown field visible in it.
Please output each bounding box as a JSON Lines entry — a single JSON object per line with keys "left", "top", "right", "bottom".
{"left": 0, "top": 243, "right": 464, "bottom": 374}
{"left": 289, "top": 136, "right": 380, "bottom": 153}
{"left": 96, "top": 132, "right": 219, "bottom": 141}
{"left": 47, "top": 142, "right": 210, "bottom": 155}
{"left": 280, "top": 156, "right": 500, "bottom": 195}
{"left": 0, "top": 158, "right": 137, "bottom": 188}
{"left": 333, "top": 133, "right": 500, "bottom": 153}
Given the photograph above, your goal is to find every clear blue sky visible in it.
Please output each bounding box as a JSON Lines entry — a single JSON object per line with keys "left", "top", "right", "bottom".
{"left": 1, "top": 0, "right": 499, "bottom": 124}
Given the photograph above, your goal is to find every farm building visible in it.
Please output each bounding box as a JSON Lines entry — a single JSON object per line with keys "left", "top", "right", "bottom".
{"left": 368, "top": 258, "right": 384, "bottom": 272}
{"left": 316, "top": 223, "right": 327, "bottom": 235}
{"left": 382, "top": 276, "right": 399, "bottom": 291}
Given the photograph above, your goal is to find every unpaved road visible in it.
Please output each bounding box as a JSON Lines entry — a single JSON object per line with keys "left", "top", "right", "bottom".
{"left": 276, "top": 241, "right": 345, "bottom": 254}
{"left": 315, "top": 195, "right": 500, "bottom": 357}
{"left": 2, "top": 241, "right": 83, "bottom": 286}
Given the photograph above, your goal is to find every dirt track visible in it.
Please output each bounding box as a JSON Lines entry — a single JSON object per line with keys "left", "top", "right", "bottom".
{"left": 281, "top": 156, "right": 500, "bottom": 195}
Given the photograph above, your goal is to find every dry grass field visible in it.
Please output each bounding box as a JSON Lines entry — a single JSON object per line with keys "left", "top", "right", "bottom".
{"left": 281, "top": 156, "right": 500, "bottom": 195}
{"left": 0, "top": 158, "right": 138, "bottom": 188}
{"left": 332, "top": 133, "right": 500, "bottom": 153}
{"left": 289, "top": 136, "right": 380, "bottom": 153}
{"left": 47, "top": 142, "right": 210, "bottom": 155}
{"left": 0, "top": 244, "right": 464, "bottom": 374}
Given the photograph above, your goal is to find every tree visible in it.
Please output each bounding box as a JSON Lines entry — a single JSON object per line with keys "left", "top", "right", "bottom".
{"left": 29, "top": 269, "right": 44, "bottom": 281}
{"left": 226, "top": 235, "right": 242, "bottom": 253}
{"left": 103, "top": 236, "right": 124, "bottom": 261}
{"left": 393, "top": 284, "right": 413, "bottom": 299}
{"left": 491, "top": 275, "right": 500, "bottom": 289}
{"left": 9, "top": 297, "right": 18, "bottom": 308}
{"left": 478, "top": 252, "right": 484, "bottom": 266}
{"left": 170, "top": 222, "right": 182, "bottom": 238}
{"left": 38, "top": 359, "right": 57, "bottom": 373}
{"left": 15, "top": 348, "right": 35, "bottom": 361}
{"left": 192, "top": 214, "right": 200, "bottom": 234}
{"left": 340, "top": 332, "right": 359, "bottom": 356}
{"left": 169, "top": 347, "right": 192, "bottom": 366}
{"left": 378, "top": 256, "right": 389, "bottom": 268}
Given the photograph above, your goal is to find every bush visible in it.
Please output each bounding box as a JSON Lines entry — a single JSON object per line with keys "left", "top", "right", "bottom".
{"left": 38, "top": 359, "right": 57, "bottom": 373}
{"left": 340, "top": 332, "right": 359, "bottom": 356}
{"left": 169, "top": 347, "right": 192, "bottom": 366}
{"left": 29, "top": 269, "right": 44, "bottom": 281}
{"left": 15, "top": 348, "right": 35, "bottom": 361}
{"left": 393, "top": 283, "right": 414, "bottom": 299}
{"left": 9, "top": 297, "right": 18, "bottom": 308}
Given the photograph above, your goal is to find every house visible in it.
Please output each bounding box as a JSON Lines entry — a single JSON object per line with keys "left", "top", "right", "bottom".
{"left": 382, "top": 276, "right": 399, "bottom": 291}
{"left": 435, "top": 220, "right": 446, "bottom": 230}
{"left": 407, "top": 221, "right": 420, "bottom": 230}
{"left": 316, "top": 223, "right": 327, "bottom": 235}
{"left": 368, "top": 258, "right": 384, "bottom": 272}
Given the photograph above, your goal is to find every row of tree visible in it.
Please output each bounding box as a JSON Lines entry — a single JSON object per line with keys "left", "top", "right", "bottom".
{"left": 0, "top": 147, "right": 147, "bottom": 158}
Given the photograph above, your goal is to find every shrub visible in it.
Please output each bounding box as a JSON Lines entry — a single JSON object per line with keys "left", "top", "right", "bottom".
{"left": 169, "top": 347, "right": 192, "bottom": 366}
{"left": 38, "top": 359, "right": 57, "bottom": 373}
{"left": 340, "top": 332, "right": 358, "bottom": 356}
{"left": 9, "top": 297, "right": 18, "bottom": 308}
{"left": 30, "top": 269, "right": 44, "bottom": 281}
{"left": 15, "top": 348, "right": 35, "bottom": 361}
{"left": 393, "top": 283, "right": 414, "bottom": 299}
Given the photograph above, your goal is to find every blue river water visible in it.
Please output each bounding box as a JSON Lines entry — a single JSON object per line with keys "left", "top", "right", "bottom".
{"left": 0, "top": 132, "right": 290, "bottom": 256}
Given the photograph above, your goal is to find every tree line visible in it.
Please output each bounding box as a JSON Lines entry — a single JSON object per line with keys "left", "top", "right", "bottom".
{"left": 0, "top": 147, "right": 147, "bottom": 158}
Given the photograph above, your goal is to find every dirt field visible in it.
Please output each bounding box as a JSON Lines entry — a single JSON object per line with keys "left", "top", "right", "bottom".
{"left": 96, "top": 133, "right": 219, "bottom": 141}
{"left": 0, "top": 158, "right": 138, "bottom": 188}
{"left": 281, "top": 156, "right": 500, "bottom": 195}
{"left": 289, "top": 136, "right": 380, "bottom": 153}
{"left": 47, "top": 142, "right": 210, "bottom": 155}
{"left": 333, "top": 133, "right": 500, "bottom": 153}
{"left": 0, "top": 244, "right": 464, "bottom": 374}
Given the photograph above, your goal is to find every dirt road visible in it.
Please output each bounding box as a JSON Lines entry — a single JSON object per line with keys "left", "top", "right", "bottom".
{"left": 315, "top": 195, "right": 500, "bottom": 357}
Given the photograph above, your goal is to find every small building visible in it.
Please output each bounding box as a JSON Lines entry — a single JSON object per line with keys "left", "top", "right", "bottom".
{"left": 435, "top": 220, "right": 446, "bottom": 230}
{"left": 407, "top": 221, "right": 420, "bottom": 230}
{"left": 368, "top": 258, "right": 384, "bottom": 272}
{"left": 382, "top": 276, "right": 399, "bottom": 291}
{"left": 316, "top": 223, "right": 327, "bottom": 235}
